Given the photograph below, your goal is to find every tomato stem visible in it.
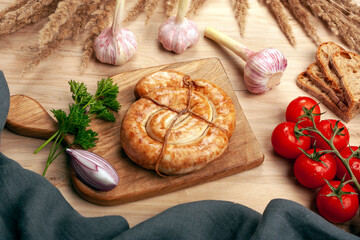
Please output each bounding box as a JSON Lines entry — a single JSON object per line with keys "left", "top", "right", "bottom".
{"left": 304, "top": 114, "right": 360, "bottom": 192}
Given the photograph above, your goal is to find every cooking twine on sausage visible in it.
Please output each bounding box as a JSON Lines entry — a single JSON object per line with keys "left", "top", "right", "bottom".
{"left": 141, "top": 75, "right": 228, "bottom": 177}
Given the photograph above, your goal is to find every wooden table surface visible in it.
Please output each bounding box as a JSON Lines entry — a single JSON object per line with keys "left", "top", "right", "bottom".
{"left": 1, "top": 0, "right": 360, "bottom": 233}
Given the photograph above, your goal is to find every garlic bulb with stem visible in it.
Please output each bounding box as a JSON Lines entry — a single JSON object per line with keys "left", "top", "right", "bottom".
{"left": 66, "top": 148, "right": 119, "bottom": 192}
{"left": 158, "top": 0, "right": 199, "bottom": 53}
{"left": 94, "top": 0, "right": 137, "bottom": 65}
{"left": 204, "top": 26, "right": 287, "bottom": 94}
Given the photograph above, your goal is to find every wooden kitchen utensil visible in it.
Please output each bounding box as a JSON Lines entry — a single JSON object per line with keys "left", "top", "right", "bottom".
{"left": 6, "top": 58, "right": 264, "bottom": 205}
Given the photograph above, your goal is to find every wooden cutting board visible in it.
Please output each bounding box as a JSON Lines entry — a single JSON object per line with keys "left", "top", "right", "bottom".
{"left": 6, "top": 58, "right": 264, "bottom": 205}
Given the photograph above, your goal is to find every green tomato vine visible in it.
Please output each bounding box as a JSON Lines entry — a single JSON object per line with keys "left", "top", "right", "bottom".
{"left": 299, "top": 108, "right": 360, "bottom": 192}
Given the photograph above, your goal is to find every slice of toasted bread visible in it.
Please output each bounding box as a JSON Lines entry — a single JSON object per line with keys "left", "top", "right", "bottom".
{"left": 296, "top": 71, "right": 351, "bottom": 122}
{"left": 316, "top": 42, "right": 346, "bottom": 98}
{"left": 306, "top": 63, "right": 348, "bottom": 111}
{"left": 331, "top": 50, "right": 360, "bottom": 116}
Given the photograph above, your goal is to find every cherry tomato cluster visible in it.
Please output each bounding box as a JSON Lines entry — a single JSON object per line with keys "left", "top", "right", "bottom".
{"left": 271, "top": 96, "right": 359, "bottom": 223}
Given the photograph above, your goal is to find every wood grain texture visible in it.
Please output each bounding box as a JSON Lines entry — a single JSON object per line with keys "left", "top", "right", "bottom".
{"left": 1, "top": 0, "right": 360, "bottom": 233}
{"left": 6, "top": 58, "right": 264, "bottom": 205}
{"left": 6, "top": 95, "right": 58, "bottom": 139}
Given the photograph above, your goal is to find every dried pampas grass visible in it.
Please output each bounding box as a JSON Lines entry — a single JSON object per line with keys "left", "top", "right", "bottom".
{"left": 281, "top": 0, "right": 321, "bottom": 45}
{"left": 186, "top": 0, "right": 208, "bottom": 17}
{"left": 303, "top": 0, "right": 360, "bottom": 52}
{"left": 260, "top": 0, "right": 360, "bottom": 51}
{"left": 124, "top": 0, "right": 208, "bottom": 22}
{"left": 81, "top": 1, "right": 115, "bottom": 70}
{"left": 122, "top": 0, "right": 146, "bottom": 23}
{"left": 265, "top": 0, "right": 296, "bottom": 45}
{"left": 0, "top": 0, "right": 59, "bottom": 36}
{"left": 145, "top": 0, "right": 161, "bottom": 25}
{"left": 0, "top": 0, "right": 209, "bottom": 72}
{"left": 0, "top": 0, "right": 116, "bottom": 73}
{"left": 232, "top": 0, "right": 249, "bottom": 37}
{"left": 24, "top": 0, "right": 94, "bottom": 73}
{"left": 0, "top": 0, "right": 359, "bottom": 72}
{"left": 164, "top": 0, "right": 177, "bottom": 17}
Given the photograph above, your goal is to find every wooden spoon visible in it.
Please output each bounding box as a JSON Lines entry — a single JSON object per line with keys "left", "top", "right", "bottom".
{"left": 6, "top": 95, "right": 73, "bottom": 143}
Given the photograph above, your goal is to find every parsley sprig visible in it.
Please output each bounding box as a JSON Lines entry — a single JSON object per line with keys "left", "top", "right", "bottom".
{"left": 34, "top": 77, "right": 120, "bottom": 176}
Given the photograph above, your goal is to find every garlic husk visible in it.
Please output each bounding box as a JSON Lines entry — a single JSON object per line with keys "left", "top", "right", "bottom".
{"left": 244, "top": 48, "right": 287, "bottom": 94}
{"left": 158, "top": 0, "right": 199, "bottom": 53}
{"left": 93, "top": 0, "right": 137, "bottom": 65}
{"left": 204, "top": 26, "right": 287, "bottom": 94}
{"left": 66, "top": 148, "right": 119, "bottom": 191}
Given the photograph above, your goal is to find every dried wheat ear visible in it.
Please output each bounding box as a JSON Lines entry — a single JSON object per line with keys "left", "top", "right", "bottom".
{"left": 0, "top": 0, "right": 359, "bottom": 72}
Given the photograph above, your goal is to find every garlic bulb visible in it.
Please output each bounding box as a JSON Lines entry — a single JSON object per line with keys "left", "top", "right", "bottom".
{"left": 66, "top": 148, "right": 119, "bottom": 191}
{"left": 204, "top": 27, "right": 287, "bottom": 94}
{"left": 158, "top": 0, "right": 199, "bottom": 53}
{"left": 244, "top": 48, "right": 287, "bottom": 94}
{"left": 94, "top": 0, "right": 137, "bottom": 65}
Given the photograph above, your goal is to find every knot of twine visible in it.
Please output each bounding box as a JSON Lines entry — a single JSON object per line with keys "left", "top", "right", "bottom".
{"left": 142, "top": 76, "right": 227, "bottom": 177}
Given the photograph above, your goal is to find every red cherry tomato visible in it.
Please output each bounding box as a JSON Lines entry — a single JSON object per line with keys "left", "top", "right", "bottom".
{"left": 271, "top": 122, "right": 311, "bottom": 159}
{"left": 312, "top": 119, "right": 349, "bottom": 151}
{"left": 335, "top": 146, "right": 360, "bottom": 183}
{"left": 286, "top": 96, "right": 321, "bottom": 128}
{"left": 294, "top": 148, "right": 337, "bottom": 189}
{"left": 316, "top": 180, "right": 359, "bottom": 223}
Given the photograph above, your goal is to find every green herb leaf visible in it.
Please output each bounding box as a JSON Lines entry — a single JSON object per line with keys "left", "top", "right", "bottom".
{"left": 35, "top": 77, "right": 120, "bottom": 176}
{"left": 66, "top": 104, "right": 91, "bottom": 134}
{"left": 74, "top": 128, "right": 98, "bottom": 150}
{"left": 88, "top": 77, "right": 120, "bottom": 121}
{"left": 95, "top": 77, "right": 119, "bottom": 100}
{"left": 88, "top": 101, "right": 116, "bottom": 122}
{"left": 51, "top": 109, "right": 68, "bottom": 131}
{"left": 69, "top": 80, "right": 92, "bottom": 107}
{"left": 102, "top": 97, "right": 121, "bottom": 112}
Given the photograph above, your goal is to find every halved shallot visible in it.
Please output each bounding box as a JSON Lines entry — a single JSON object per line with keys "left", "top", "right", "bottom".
{"left": 66, "top": 148, "right": 119, "bottom": 191}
